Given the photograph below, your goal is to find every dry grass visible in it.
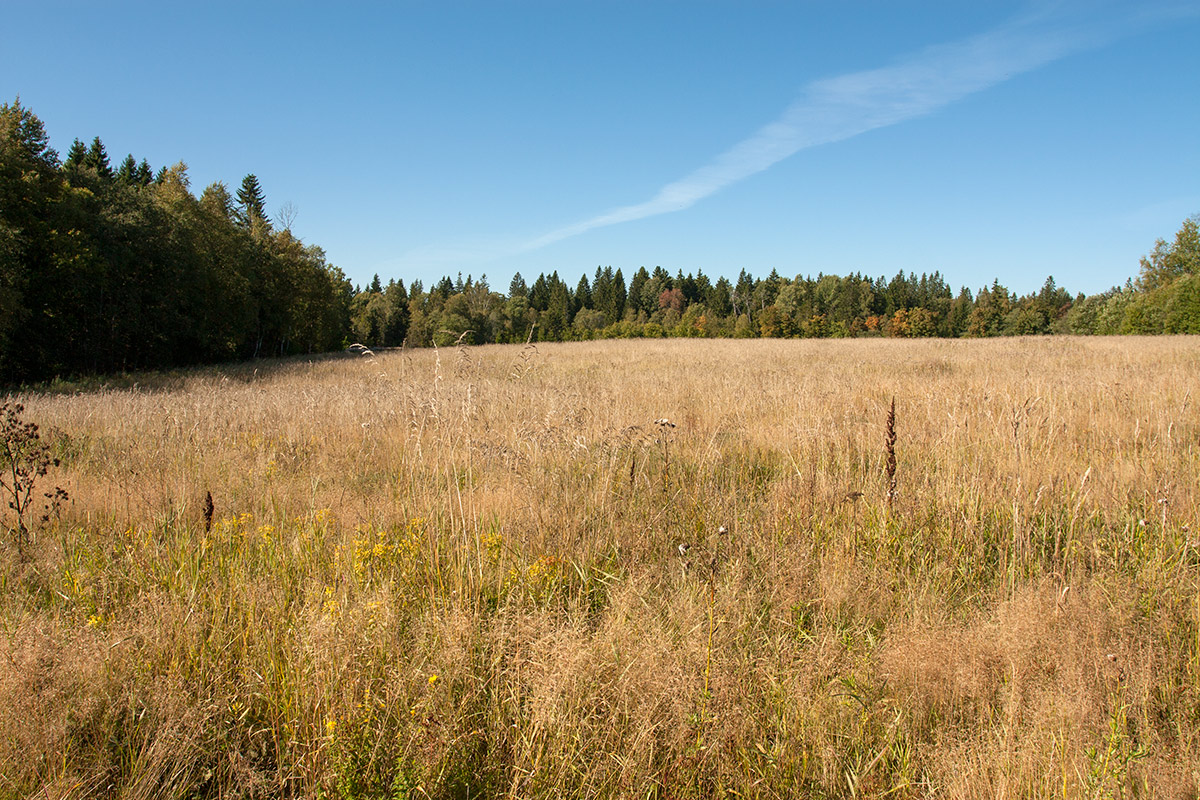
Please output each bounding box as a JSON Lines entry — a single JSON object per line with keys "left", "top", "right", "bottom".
{"left": 2, "top": 336, "right": 1199, "bottom": 798}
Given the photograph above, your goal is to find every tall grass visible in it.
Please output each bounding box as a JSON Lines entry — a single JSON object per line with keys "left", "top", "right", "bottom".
{"left": 2, "top": 336, "right": 1198, "bottom": 798}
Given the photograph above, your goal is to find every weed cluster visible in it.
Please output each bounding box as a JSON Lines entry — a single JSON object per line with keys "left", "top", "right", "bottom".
{"left": 0, "top": 401, "right": 67, "bottom": 551}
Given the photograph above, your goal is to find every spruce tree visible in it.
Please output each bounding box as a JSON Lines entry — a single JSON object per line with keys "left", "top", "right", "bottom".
{"left": 540, "top": 273, "right": 570, "bottom": 339}
{"left": 235, "top": 173, "right": 268, "bottom": 228}
{"left": 628, "top": 267, "right": 649, "bottom": 315}
{"left": 135, "top": 159, "right": 153, "bottom": 186}
{"left": 63, "top": 138, "right": 88, "bottom": 171}
{"left": 574, "top": 274, "right": 592, "bottom": 310}
{"left": 612, "top": 268, "right": 627, "bottom": 320}
{"left": 116, "top": 154, "right": 137, "bottom": 184}
{"left": 508, "top": 272, "right": 528, "bottom": 300}
{"left": 529, "top": 274, "right": 550, "bottom": 311}
{"left": 710, "top": 276, "right": 734, "bottom": 316}
{"left": 592, "top": 267, "right": 611, "bottom": 321}
{"left": 384, "top": 279, "right": 410, "bottom": 345}
{"left": 0, "top": 99, "right": 60, "bottom": 377}
{"left": 85, "top": 136, "right": 112, "bottom": 179}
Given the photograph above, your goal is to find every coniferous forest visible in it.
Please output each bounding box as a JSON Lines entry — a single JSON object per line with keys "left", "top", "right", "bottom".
{"left": 2, "top": 99, "right": 1198, "bottom": 385}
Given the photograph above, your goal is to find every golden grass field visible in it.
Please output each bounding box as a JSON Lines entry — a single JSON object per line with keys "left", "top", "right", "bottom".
{"left": 2, "top": 336, "right": 1199, "bottom": 798}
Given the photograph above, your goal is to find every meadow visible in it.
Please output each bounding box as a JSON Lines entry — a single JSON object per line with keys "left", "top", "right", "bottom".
{"left": 1, "top": 336, "right": 1198, "bottom": 798}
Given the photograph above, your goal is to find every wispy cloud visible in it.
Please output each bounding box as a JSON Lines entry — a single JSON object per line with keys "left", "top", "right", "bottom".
{"left": 398, "top": 1, "right": 1194, "bottom": 269}
{"left": 520, "top": 7, "right": 1100, "bottom": 252}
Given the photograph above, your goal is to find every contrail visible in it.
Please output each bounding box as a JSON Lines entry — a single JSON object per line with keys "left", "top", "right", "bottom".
{"left": 515, "top": 2, "right": 1180, "bottom": 253}
{"left": 389, "top": 1, "right": 1195, "bottom": 272}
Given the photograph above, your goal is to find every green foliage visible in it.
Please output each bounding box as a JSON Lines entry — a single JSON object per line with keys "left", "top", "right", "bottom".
{"left": 0, "top": 99, "right": 59, "bottom": 376}
{"left": 114, "top": 153, "right": 136, "bottom": 184}
{"left": 0, "top": 102, "right": 352, "bottom": 382}
{"left": 1069, "top": 216, "right": 1200, "bottom": 336}
{"left": 235, "top": 173, "right": 269, "bottom": 229}
{"left": 0, "top": 99, "right": 1194, "bottom": 381}
{"left": 386, "top": 232, "right": 1197, "bottom": 346}
{"left": 61, "top": 138, "right": 88, "bottom": 176}
{"left": 85, "top": 136, "right": 112, "bottom": 180}
{"left": 1137, "top": 216, "right": 1199, "bottom": 291}
{"left": 1163, "top": 274, "right": 1200, "bottom": 333}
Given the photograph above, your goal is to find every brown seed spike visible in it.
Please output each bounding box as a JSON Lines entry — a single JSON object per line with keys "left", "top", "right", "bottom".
{"left": 885, "top": 397, "right": 897, "bottom": 511}
{"left": 203, "top": 491, "right": 214, "bottom": 533}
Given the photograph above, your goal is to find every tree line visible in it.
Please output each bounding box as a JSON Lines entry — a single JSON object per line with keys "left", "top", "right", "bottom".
{"left": 1, "top": 99, "right": 351, "bottom": 384}
{"left": 354, "top": 217, "right": 1199, "bottom": 348}
{"left": 3, "top": 99, "right": 1198, "bottom": 384}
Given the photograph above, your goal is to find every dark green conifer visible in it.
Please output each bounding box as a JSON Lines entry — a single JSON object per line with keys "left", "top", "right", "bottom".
{"left": 116, "top": 154, "right": 137, "bottom": 184}
{"left": 85, "top": 136, "right": 112, "bottom": 179}
{"left": 135, "top": 159, "right": 153, "bottom": 186}
{"left": 509, "top": 272, "right": 528, "bottom": 299}
{"left": 235, "top": 173, "right": 268, "bottom": 228}
{"left": 63, "top": 138, "right": 88, "bottom": 170}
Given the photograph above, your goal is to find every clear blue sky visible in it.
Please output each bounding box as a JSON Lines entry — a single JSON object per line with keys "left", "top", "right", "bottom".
{"left": 4, "top": 1, "right": 1198, "bottom": 296}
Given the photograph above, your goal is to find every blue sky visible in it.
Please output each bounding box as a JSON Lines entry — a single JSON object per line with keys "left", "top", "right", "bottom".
{"left": 3, "top": 1, "right": 1198, "bottom": 296}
